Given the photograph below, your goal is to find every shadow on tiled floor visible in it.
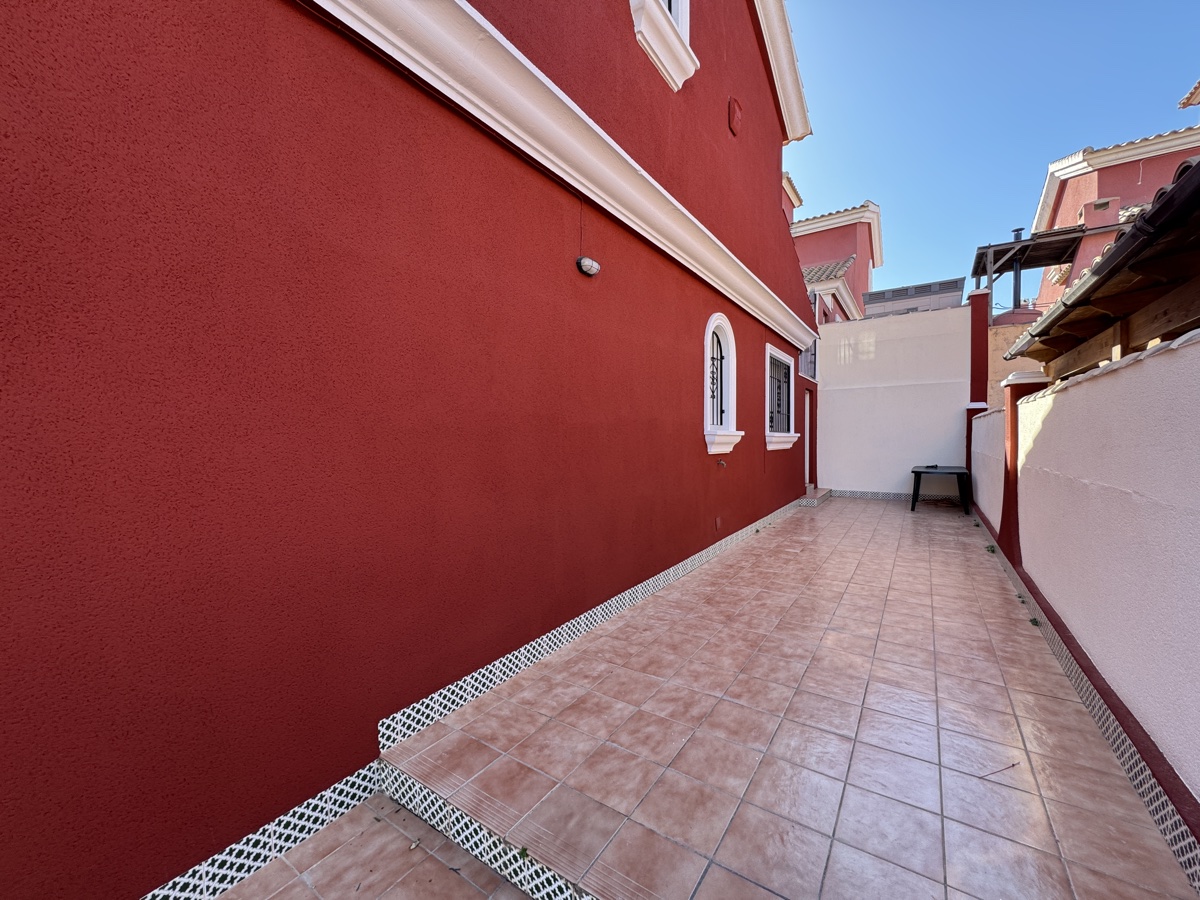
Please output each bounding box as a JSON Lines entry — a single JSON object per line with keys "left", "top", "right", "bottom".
{"left": 231, "top": 499, "right": 1196, "bottom": 899}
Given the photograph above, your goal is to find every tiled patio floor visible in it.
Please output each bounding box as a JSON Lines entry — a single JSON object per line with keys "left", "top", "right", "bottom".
{"left": 231, "top": 499, "right": 1196, "bottom": 899}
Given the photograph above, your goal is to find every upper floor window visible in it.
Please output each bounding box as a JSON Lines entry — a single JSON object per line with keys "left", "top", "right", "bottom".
{"left": 765, "top": 344, "right": 799, "bottom": 450}
{"left": 630, "top": 0, "right": 698, "bottom": 92}
{"left": 704, "top": 314, "right": 742, "bottom": 454}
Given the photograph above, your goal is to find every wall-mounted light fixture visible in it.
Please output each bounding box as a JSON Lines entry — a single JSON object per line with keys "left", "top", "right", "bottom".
{"left": 576, "top": 256, "right": 600, "bottom": 277}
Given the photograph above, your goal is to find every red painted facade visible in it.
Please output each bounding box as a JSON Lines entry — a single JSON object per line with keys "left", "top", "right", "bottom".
{"left": 2, "top": 1, "right": 814, "bottom": 897}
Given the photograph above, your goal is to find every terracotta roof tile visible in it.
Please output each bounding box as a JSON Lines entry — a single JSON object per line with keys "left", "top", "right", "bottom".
{"left": 801, "top": 254, "right": 856, "bottom": 284}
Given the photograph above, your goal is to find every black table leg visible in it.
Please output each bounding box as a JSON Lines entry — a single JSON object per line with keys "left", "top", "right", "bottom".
{"left": 956, "top": 472, "right": 970, "bottom": 515}
{"left": 910, "top": 472, "right": 921, "bottom": 511}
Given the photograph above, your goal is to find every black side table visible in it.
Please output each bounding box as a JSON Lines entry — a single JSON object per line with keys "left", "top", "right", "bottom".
{"left": 910, "top": 465, "right": 971, "bottom": 515}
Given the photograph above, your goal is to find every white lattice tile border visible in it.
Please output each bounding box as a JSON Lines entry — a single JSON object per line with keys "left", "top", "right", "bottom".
{"left": 378, "top": 760, "right": 590, "bottom": 899}
{"left": 143, "top": 762, "right": 378, "bottom": 900}
{"left": 990, "top": 547, "right": 1200, "bottom": 893}
{"left": 830, "top": 489, "right": 958, "bottom": 501}
{"left": 378, "top": 496, "right": 808, "bottom": 750}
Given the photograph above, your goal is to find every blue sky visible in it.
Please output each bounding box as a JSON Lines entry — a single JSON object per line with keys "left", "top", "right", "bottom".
{"left": 782, "top": 0, "right": 1200, "bottom": 300}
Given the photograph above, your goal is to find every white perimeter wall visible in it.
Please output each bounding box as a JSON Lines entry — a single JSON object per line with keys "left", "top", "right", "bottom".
{"left": 970, "top": 409, "right": 1005, "bottom": 531}
{"left": 1018, "top": 333, "right": 1200, "bottom": 797}
{"left": 818, "top": 306, "right": 971, "bottom": 494}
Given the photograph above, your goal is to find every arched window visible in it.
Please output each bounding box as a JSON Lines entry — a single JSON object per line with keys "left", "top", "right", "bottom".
{"left": 704, "top": 314, "right": 743, "bottom": 454}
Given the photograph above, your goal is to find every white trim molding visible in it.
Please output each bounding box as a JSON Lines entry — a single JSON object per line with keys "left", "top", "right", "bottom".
{"left": 630, "top": 0, "right": 698, "bottom": 92}
{"left": 790, "top": 201, "right": 884, "bottom": 267}
{"left": 310, "top": 0, "right": 817, "bottom": 351}
{"left": 704, "top": 313, "right": 743, "bottom": 454}
{"left": 806, "top": 278, "right": 861, "bottom": 320}
{"left": 782, "top": 171, "right": 803, "bottom": 210}
{"left": 764, "top": 343, "right": 798, "bottom": 450}
{"left": 1032, "top": 125, "right": 1200, "bottom": 233}
{"left": 752, "top": 0, "right": 812, "bottom": 143}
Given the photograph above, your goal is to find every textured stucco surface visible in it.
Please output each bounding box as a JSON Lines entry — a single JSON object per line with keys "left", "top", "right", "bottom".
{"left": 987, "top": 325, "right": 1042, "bottom": 410}
{"left": 969, "top": 409, "right": 1004, "bottom": 530}
{"left": 1, "top": 2, "right": 810, "bottom": 896}
{"left": 1018, "top": 337, "right": 1200, "bottom": 800}
{"left": 817, "top": 307, "right": 971, "bottom": 494}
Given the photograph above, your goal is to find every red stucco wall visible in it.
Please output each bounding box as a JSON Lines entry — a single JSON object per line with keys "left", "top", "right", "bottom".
{"left": 2, "top": 2, "right": 809, "bottom": 897}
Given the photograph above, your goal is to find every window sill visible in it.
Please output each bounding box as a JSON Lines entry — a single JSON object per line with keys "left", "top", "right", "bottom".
{"left": 630, "top": 0, "right": 698, "bottom": 92}
{"left": 705, "top": 430, "right": 744, "bottom": 454}
{"left": 766, "top": 433, "right": 799, "bottom": 451}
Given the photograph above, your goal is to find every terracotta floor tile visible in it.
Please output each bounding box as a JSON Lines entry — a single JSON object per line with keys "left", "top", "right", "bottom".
{"left": 691, "top": 640, "right": 758, "bottom": 672}
{"left": 1027, "top": 751, "right": 1155, "bottom": 827}
{"left": 630, "top": 768, "right": 739, "bottom": 855}
{"left": 641, "top": 681, "right": 719, "bottom": 727}
{"left": 821, "top": 629, "right": 879, "bottom": 658}
{"left": 714, "top": 802, "right": 830, "bottom": 899}
{"left": 400, "top": 732, "right": 502, "bottom": 798}
{"left": 1046, "top": 799, "right": 1194, "bottom": 896}
{"left": 441, "top": 696, "right": 501, "bottom": 731}
{"left": 670, "top": 731, "right": 763, "bottom": 796}
{"left": 564, "top": 741, "right": 663, "bottom": 815}
{"left": 1018, "top": 716, "right": 1125, "bottom": 776}
{"left": 379, "top": 854, "right": 485, "bottom": 898}
{"left": 942, "top": 769, "right": 1057, "bottom": 853}
{"left": 874, "top": 640, "right": 936, "bottom": 670}
{"left": 380, "top": 721, "right": 455, "bottom": 767}
{"left": 1008, "top": 689, "right": 1093, "bottom": 727}
{"left": 939, "top": 730, "right": 1037, "bottom": 793}
{"left": 936, "top": 671, "right": 1012, "bottom": 713}
{"left": 552, "top": 652, "right": 617, "bottom": 688}
{"left": 938, "top": 698, "right": 1024, "bottom": 748}
{"left": 306, "top": 820, "right": 424, "bottom": 898}
{"left": 834, "top": 784, "right": 944, "bottom": 882}
{"left": 219, "top": 855, "right": 297, "bottom": 900}
{"left": 723, "top": 673, "right": 795, "bottom": 715}
{"left": 744, "top": 754, "right": 844, "bottom": 835}
{"left": 697, "top": 698, "right": 780, "bottom": 751}
{"left": 669, "top": 658, "right": 738, "bottom": 695}
{"left": 768, "top": 718, "right": 853, "bottom": 779}
{"left": 608, "top": 708, "right": 693, "bottom": 765}
{"left": 1066, "top": 860, "right": 1191, "bottom": 900}
{"left": 797, "top": 667, "right": 868, "bottom": 705}
{"left": 870, "top": 659, "right": 937, "bottom": 695}
{"left": 784, "top": 689, "right": 861, "bottom": 738}
{"left": 856, "top": 708, "right": 939, "bottom": 763}
{"left": 430, "top": 840, "right": 503, "bottom": 895}
{"left": 283, "top": 801, "right": 379, "bottom": 873}
{"left": 692, "top": 863, "right": 780, "bottom": 899}
{"left": 507, "top": 720, "right": 598, "bottom": 781}
{"left": 741, "top": 651, "right": 807, "bottom": 687}
{"left": 822, "top": 841, "right": 943, "bottom": 900}
{"left": 459, "top": 700, "right": 550, "bottom": 752}
{"left": 582, "top": 819, "right": 707, "bottom": 900}
{"left": 1004, "top": 668, "right": 1081, "bottom": 702}
{"left": 508, "top": 785, "right": 625, "bottom": 882}
{"left": 384, "top": 806, "right": 448, "bottom": 850}
{"left": 864, "top": 681, "right": 937, "bottom": 725}
{"left": 509, "top": 676, "right": 589, "bottom": 718}
{"left": 944, "top": 820, "right": 1072, "bottom": 900}
{"left": 593, "top": 666, "right": 664, "bottom": 705}
{"left": 450, "top": 755, "right": 557, "bottom": 836}
{"left": 624, "top": 646, "right": 687, "bottom": 679}
{"left": 847, "top": 743, "right": 941, "bottom": 813}
{"left": 264, "top": 880, "right": 320, "bottom": 900}
{"left": 553, "top": 690, "right": 636, "bottom": 739}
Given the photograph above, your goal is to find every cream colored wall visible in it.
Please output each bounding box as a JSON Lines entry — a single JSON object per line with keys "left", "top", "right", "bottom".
{"left": 988, "top": 324, "right": 1042, "bottom": 410}
{"left": 817, "top": 306, "right": 971, "bottom": 494}
{"left": 969, "top": 409, "right": 1004, "bottom": 530}
{"left": 1017, "top": 332, "right": 1200, "bottom": 797}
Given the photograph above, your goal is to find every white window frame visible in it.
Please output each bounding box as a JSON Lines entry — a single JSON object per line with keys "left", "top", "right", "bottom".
{"left": 764, "top": 343, "right": 799, "bottom": 450}
{"left": 630, "top": 0, "right": 698, "bottom": 92}
{"left": 704, "top": 313, "right": 743, "bottom": 454}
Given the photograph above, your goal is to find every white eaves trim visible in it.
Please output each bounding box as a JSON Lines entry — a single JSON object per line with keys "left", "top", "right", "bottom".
{"left": 790, "top": 201, "right": 884, "bottom": 268}
{"left": 782, "top": 171, "right": 802, "bottom": 209}
{"left": 310, "top": 0, "right": 817, "bottom": 350}
{"left": 1031, "top": 125, "right": 1200, "bottom": 233}
{"left": 753, "top": 0, "right": 812, "bottom": 143}
{"left": 807, "top": 277, "right": 861, "bottom": 320}
{"left": 630, "top": 0, "right": 698, "bottom": 92}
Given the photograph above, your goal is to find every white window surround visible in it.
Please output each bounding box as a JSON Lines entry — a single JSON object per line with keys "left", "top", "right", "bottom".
{"left": 630, "top": 0, "right": 698, "bottom": 92}
{"left": 704, "top": 313, "right": 743, "bottom": 454}
{"left": 305, "top": 0, "right": 816, "bottom": 350}
{"left": 764, "top": 343, "right": 798, "bottom": 450}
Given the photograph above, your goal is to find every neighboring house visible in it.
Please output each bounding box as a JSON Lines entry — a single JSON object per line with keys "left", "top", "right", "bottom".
{"left": 790, "top": 200, "right": 884, "bottom": 324}
{"left": 2, "top": 1, "right": 818, "bottom": 896}
{"left": 1030, "top": 125, "right": 1200, "bottom": 309}
{"left": 861, "top": 277, "right": 965, "bottom": 319}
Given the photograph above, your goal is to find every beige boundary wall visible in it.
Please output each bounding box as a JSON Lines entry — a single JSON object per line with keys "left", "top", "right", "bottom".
{"left": 969, "top": 408, "right": 1004, "bottom": 529}
{"left": 817, "top": 306, "right": 971, "bottom": 494}
{"left": 1017, "top": 332, "right": 1200, "bottom": 798}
